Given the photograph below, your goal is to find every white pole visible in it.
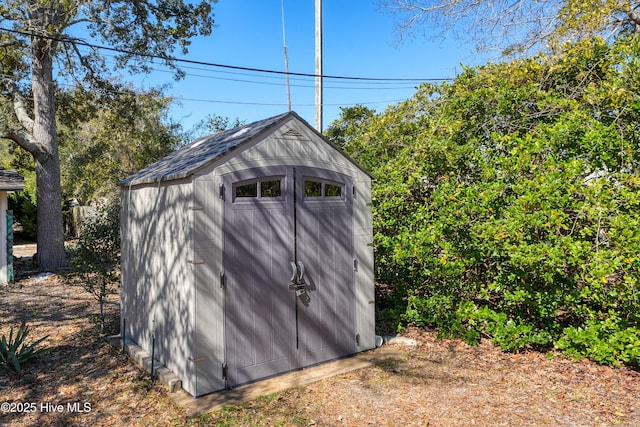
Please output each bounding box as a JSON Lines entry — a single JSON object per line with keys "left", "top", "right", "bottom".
{"left": 315, "top": 0, "right": 323, "bottom": 132}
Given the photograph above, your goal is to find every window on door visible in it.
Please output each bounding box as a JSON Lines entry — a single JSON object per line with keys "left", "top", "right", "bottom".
{"left": 234, "top": 177, "right": 283, "bottom": 201}
{"left": 303, "top": 179, "right": 343, "bottom": 199}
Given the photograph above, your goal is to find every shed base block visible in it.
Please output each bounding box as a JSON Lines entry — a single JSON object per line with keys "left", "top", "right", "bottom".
{"left": 108, "top": 335, "right": 182, "bottom": 393}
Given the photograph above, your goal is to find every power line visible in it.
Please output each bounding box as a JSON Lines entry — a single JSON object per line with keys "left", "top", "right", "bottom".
{"left": 0, "top": 26, "right": 452, "bottom": 83}
{"left": 75, "top": 44, "right": 426, "bottom": 88}
{"left": 172, "top": 96, "right": 409, "bottom": 107}
{"left": 1, "top": 26, "right": 449, "bottom": 114}
{"left": 78, "top": 47, "right": 425, "bottom": 88}
{"left": 71, "top": 53, "right": 420, "bottom": 90}
{"left": 0, "top": 71, "right": 410, "bottom": 109}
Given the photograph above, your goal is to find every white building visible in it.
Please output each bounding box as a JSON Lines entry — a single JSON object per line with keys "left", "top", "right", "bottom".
{"left": 0, "top": 169, "right": 25, "bottom": 285}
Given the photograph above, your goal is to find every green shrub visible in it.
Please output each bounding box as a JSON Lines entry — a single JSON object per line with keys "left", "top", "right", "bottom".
{"left": 556, "top": 320, "right": 640, "bottom": 366}
{"left": 332, "top": 36, "right": 640, "bottom": 368}
{"left": 8, "top": 191, "right": 37, "bottom": 239}
{"left": 0, "top": 322, "right": 49, "bottom": 372}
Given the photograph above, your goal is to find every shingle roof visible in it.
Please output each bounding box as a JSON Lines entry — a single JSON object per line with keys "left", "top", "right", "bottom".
{"left": 119, "top": 111, "right": 295, "bottom": 187}
{"left": 0, "top": 169, "right": 25, "bottom": 191}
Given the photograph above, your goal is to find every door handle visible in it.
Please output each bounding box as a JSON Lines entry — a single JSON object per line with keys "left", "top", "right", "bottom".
{"left": 288, "top": 261, "right": 301, "bottom": 289}
{"left": 295, "top": 261, "right": 306, "bottom": 296}
{"left": 296, "top": 261, "right": 305, "bottom": 285}
{"left": 289, "top": 261, "right": 298, "bottom": 285}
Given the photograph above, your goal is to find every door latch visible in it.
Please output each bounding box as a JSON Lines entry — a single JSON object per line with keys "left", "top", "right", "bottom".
{"left": 288, "top": 260, "right": 307, "bottom": 295}
{"left": 288, "top": 261, "right": 300, "bottom": 289}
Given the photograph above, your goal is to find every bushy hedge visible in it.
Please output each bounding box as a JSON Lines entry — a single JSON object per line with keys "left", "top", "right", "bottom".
{"left": 330, "top": 36, "right": 640, "bottom": 367}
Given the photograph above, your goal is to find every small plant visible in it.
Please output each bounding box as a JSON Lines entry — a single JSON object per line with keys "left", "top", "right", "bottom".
{"left": 70, "top": 200, "right": 120, "bottom": 333}
{"left": 0, "top": 322, "right": 49, "bottom": 372}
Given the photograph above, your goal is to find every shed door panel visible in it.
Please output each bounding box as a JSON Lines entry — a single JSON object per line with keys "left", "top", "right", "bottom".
{"left": 223, "top": 168, "right": 296, "bottom": 386}
{"left": 296, "top": 168, "right": 356, "bottom": 365}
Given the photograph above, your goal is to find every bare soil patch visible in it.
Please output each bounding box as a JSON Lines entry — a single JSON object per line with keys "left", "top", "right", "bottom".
{"left": 12, "top": 243, "right": 37, "bottom": 259}
{"left": 1, "top": 269, "right": 639, "bottom": 426}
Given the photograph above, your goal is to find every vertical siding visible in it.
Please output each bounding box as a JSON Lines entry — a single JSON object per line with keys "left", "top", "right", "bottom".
{"left": 192, "top": 176, "right": 225, "bottom": 395}
{"left": 353, "top": 175, "right": 375, "bottom": 351}
{"left": 120, "top": 180, "right": 195, "bottom": 394}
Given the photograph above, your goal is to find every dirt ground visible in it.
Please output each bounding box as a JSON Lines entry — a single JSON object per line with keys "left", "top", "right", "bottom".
{"left": 1, "top": 254, "right": 639, "bottom": 426}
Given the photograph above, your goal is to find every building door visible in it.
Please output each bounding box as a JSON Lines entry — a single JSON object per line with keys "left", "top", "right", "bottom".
{"left": 223, "top": 166, "right": 355, "bottom": 387}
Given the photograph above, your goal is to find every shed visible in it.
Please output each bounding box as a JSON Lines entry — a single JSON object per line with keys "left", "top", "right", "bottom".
{"left": 0, "top": 169, "right": 24, "bottom": 285}
{"left": 119, "top": 111, "right": 375, "bottom": 397}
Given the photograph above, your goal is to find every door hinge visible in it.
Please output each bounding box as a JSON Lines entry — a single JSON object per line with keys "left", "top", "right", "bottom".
{"left": 219, "top": 183, "right": 225, "bottom": 200}
{"left": 352, "top": 185, "right": 356, "bottom": 199}
{"left": 353, "top": 258, "right": 358, "bottom": 272}
{"left": 355, "top": 333, "right": 360, "bottom": 346}
{"left": 220, "top": 271, "right": 225, "bottom": 289}
{"left": 222, "top": 362, "right": 228, "bottom": 380}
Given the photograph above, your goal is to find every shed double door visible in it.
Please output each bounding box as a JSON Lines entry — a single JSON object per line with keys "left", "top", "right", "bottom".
{"left": 223, "top": 166, "right": 355, "bottom": 387}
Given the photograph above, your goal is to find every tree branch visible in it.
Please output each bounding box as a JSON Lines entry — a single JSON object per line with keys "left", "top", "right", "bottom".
{"left": 69, "top": 39, "right": 100, "bottom": 82}
{"left": 380, "top": 0, "right": 637, "bottom": 56}
{"left": 0, "top": 127, "right": 46, "bottom": 158}
{"left": 2, "top": 78, "right": 34, "bottom": 134}
{"left": 627, "top": 8, "right": 640, "bottom": 32}
{"left": 0, "top": 40, "right": 21, "bottom": 49}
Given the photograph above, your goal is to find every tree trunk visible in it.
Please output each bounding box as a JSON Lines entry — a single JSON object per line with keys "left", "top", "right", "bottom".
{"left": 99, "top": 292, "right": 105, "bottom": 334}
{"left": 32, "top": 39, "right": 67, "bottom": 270}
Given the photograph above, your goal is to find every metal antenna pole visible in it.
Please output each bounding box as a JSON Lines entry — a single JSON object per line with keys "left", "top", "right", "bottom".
{"left": 315, "top": 0, "right": 323, "bottom": 132}
{"left": 281, "top": 0, "right": 291, "bottom": 112}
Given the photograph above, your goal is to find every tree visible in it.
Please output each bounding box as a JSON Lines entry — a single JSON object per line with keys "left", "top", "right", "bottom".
{"left": 189, "top": 113, "right": 245, "bottom": 139}
{"left": 0, "top": 1, "right": 215, "bottom": 270}
{"left": 323, "top": 105, "right": 376, "bottom": 148}
{"left": 379, "top": 0, "right": 640, "bottom": 55}
{"left": 58, "top": 85, "right": 184, "bottom": 204}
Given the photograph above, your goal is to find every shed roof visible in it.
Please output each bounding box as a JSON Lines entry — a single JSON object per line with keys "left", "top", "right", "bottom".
{"left": 119, "top": 111, "right": 369, "bottom": 187}
{"left": 0, "top": 169, "right": 25, "bottom": 191}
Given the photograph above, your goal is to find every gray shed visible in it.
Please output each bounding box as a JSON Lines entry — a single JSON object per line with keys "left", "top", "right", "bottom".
{"left": 119, "top": 111, "right": 375, "bottom": 397}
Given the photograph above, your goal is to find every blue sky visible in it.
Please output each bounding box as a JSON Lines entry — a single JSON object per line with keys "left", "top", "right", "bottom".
{"left": 124, "top": 0, "right": 483, "bottom": 134}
